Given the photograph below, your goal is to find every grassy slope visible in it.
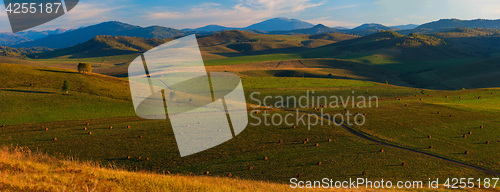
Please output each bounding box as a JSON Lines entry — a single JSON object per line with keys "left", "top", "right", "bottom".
{"left": 0, "top": 146, "right": 329, "bottom": 192}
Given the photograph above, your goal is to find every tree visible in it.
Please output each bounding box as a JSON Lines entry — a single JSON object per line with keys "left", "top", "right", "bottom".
{"left": 62, "top": 80, "right": 70, "bottom": 94}
{"left": 77, "top": 62, "right": 92, "bottom": 74}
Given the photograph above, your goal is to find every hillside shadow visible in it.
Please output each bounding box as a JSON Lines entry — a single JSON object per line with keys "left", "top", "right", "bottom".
{"left": 1, "top": 89, "right": 54, "bottom": 94}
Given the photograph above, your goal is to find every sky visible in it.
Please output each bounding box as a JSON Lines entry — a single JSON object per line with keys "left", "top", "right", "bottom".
{"left": 2, "top": 0, "right": 500, "bottom": 32}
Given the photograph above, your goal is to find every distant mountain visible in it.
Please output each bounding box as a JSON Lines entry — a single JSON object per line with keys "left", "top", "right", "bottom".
{"left": 16, "top": 29, "right": 68, "bottom": 40}
{"left": 31, "top": 35, "right": 171, "bottom": 59}
{"left": 391, "top": 24, "right": 418, "bottom": 30}
{"left": 0, "top": 33, "right": 32, "bottom": 46}
{"left": 269, "top": 24, "right": 338, "bottom": 35}
{"left": 15, "top": 21, "right": 187, "bottom": 49}
{"left": 183, "top": 25, "right": 235, "bottom": 32}
{"left": 351, "top": 23, "right": 396, "bottom": 31}
{"left": 244, "top": 17, "right": 314, "bottom": 31}
{"left": 416, "top": 19, "right": 500, "bottom": 32}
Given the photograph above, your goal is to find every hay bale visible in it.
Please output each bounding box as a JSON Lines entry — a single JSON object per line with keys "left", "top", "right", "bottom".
{"left": 248, "top": 166, "right": 254, "bottom": 170}
{"left": 314, "top": 143, "right": 319, "bottom": 147}
{"left": 428, "top": 135, "right": 432, "bottom": 139}
{"left": 227, "top": 173, "right": 232, "bottom": 177}
{"left": 264, "top": 156, "right": 268, "bottom": 160}
{"left": 53, "top": 137, "right": 57, "bottom": 141}
{"left": 145, "top": 158, "right": 150, "bottom": 161}
{"left": 401, "top": 162, "right": 406, "bottom": 166}
{"left": 166, "top": 171, "right": 171, "bottom": 174}
{"left": 328, "top": 139, "right": 332, "bottom": 142}
{"left": 88, "top": 132, "right": 92, "bottom": 135}
{"left": 205, "top": 171, "right": 209, "bottom": 175}
{"left": 84, "top": 127, "right": 87, "bottom": 130}
{"left": 86, "top": 123, "right": 90, "bottom": 126}
{"left": 362, "top": 171, "right": 367, "bottom": 176}
{"left": 429, "top": 146, "right": 433, "bottom": 149}
{"left": 279, "top": 140, "right": 283, "bottom": 144}
{"left": 405, "top": 104, "right": 408, "bottom": 107}
{"left": 303, "top": 141, "right": 307, "bottom": 144}
{"left": 292, "top": 126, "right": 296, "bottom": 129}
{"left": 127, "top": 125, "right": 131, "bottom": 129}
{"left": 305, "top": 138, "right": 310, "bottom": 142}
{"left": 380, "top": 149, "right": 384, "bottom": 153}
{"left": 459, "top": 97, "right": 462, "bottom": 99}
{"left": 127, "top": 156, "right": 131, "bottom": 159}
{"left": 480, "top": 126, "right": 484, "bottom": 129}
{"left": 463, "top": 135, "right": 467, "bottom": 138}
{"left": 109, "top": 126, "right": 113, "bottom": 129}
{"left": 137, "top": 156, "right": 142, "bottom": 160}
{"left": 297, "top": 174, "right": 303, "bottom": 178}
{"left": 420, "top": 98, "right": 423, "bottom": 101}
{"left": 468, "top": 131, "right": 472, "bottom": 135}
{"left": 445, "top": 96, "right": 448, "bottom": 98}
{"left": 485, "top": 141, "right": 490, "bottom": 144}
{"left": 437, "top": 111, "right": 441, "bottom": 114}
{"left": 45, "top": 128, "right": 49, "bottom": 131}
{"left": 317, "top": 162, "right": 322, "bottom": 166}
{"left": 464, "top": 151, "right": 469, "bottom": 155}
{"left": 139, "top": 135, "right": 143, "bottom": 139}
{"left": 478, "top": 96, "right": 482, "bottom": 99}
{"left": 1, "top": 125, "right": 5, "bottom": 128}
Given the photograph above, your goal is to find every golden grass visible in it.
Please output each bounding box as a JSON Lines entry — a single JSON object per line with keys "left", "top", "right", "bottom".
{"left": 0, "top": 146, "right": 494, "bottom": 192}
{"left": 0, "top": 146, "right": 330, "bottom": 192}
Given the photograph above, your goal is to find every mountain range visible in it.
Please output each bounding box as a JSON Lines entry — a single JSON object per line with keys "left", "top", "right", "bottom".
{"left": 4, "top": 18, "right": 500, "bottom": 50}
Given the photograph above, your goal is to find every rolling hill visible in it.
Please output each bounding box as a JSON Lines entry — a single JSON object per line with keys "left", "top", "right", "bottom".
{"left": 14, "top": 21, "right": 187, "bottom": 49}
{"left": 31, "top": 36, "right": 171, "bottom": 59}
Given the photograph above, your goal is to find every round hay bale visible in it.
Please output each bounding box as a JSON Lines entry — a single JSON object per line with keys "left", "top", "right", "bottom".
{"left": 84, "top": 127, "right": 87, "bottom": 130}
{"left": 437, "top": 111, "right": 441, "bottom": 114}
{"left": 127, "top": 156, "right": 131, "bottom": 159}
{"left": 429, "top": 146, "right": 434, "bottom": 149}
{"left": 463, "top": 135, "right": 467, "bottom": 138}
{"left": 314, "top": 143, "right": 319, "bottom": 147}
{"left": 248, "top": 166, "right": 254, "bottom": 170}
{"left": 1, "top": 125, "right": 5, "bottom": 128}
{"left": 485, "top": 141, "right": 490, "bottom": 144}
{"left": 445, "top": 96, "right": 448, "bottom": 98}
{"left": 317, "top": 161, "right": 322, "bottom": 166}
{"left": 303, "top": 141, "right": 307, "bottom": 144}
{"left": 420, "top": 98, "right": 422, "bottom": 101}
{"left": 297, "top": 173, "right": 303, "bottom": 178}
{"left": 53, "top": 137, "right": 57, "bottom": 141}
{"left": 109, "top": 126, "right": 113, "bottom": 129}
{"left": 279, "top": 140, "right": 283, "bottom": 144}
{"left": 88, "top": 132, "right": 92, "bottom": 135}
{"left": 137, "top": 156, "right": 142, "bottom": 160}
{"left": 264, "top": 156, "right": 268, "bottom": 160}
{"left": 464, "top": 151, "right": 469, "bottom": 155}
{"left": 480, "top": 126, "right": 484, "bottom": 129}
{"left": 205, "top": 171, "right": 209, "bottom": 175}
{"left": 328, "top": 139, "right": 332, "bottom": 142}
{"left": 139, "top": 135, "right": 143, "bottom": 139}
{"left": 380, "top": 149, "right": 384, "bottom": 153}
{"left": 45, "top": 128, "right": 49, "bottom": 131}
{"left": 405, "top": 104, "right": 408, "bottom": 107}
{"left": 145, "top": 158, "right": 150, "bottom": 161}
{"left": 468, "top": 131, "right": 472, "bottom": 135}
{"left": 478, "top": 96, "right": 482, "bottom": 99}
{"left": 401, "top": 162, "right": 406, "bottom": 166}
{"left": 292, "top": 126, "right": 296, "bottom": 129}
{"left": 428, "top": 135, "right": 432, "bottom": 139}
{"left": 166, "top": 171, "right": 171, "bottom": 174}
{"left": 227, "top": 173, "right": 232, "bottom": 177}
{"left": 86, "top": 123, "right": 90, "bottom": 126}
{"left": 127, "top": 125, "right": 131, "bottom": 129}
{"left": 459, "top": 97, "right": 462, "bottom": 99}
{"left": 362, "top": 171, "right": 367, "bottom": 176}
{"left": 305, "top": 138, "right": 310, "bottom": 142}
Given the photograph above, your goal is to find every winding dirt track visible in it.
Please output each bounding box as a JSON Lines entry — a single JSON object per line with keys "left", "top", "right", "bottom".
{"left": 288, "top": 109, "right": 500, "bottom": 177}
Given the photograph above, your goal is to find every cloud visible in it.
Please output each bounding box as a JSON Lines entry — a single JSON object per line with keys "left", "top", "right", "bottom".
{"left": 144, "top": 0, "right": 324, "bottom": 28}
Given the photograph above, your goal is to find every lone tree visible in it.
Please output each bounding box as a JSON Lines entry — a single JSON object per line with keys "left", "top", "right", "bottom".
{"left": 62, "top": 80, "right": 70, "bottom": 94}
{"left": 78, "top": 62, "right": 92, "bottom": 74}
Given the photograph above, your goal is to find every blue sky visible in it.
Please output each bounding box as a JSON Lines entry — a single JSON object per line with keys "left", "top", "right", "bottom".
{"left": 2, "top": 0, "right": 500, "bottom": 32}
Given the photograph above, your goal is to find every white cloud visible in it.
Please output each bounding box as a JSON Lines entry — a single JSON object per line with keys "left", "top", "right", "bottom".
{"left": 145, "top": 0, "right": 324, "bottom": 28}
